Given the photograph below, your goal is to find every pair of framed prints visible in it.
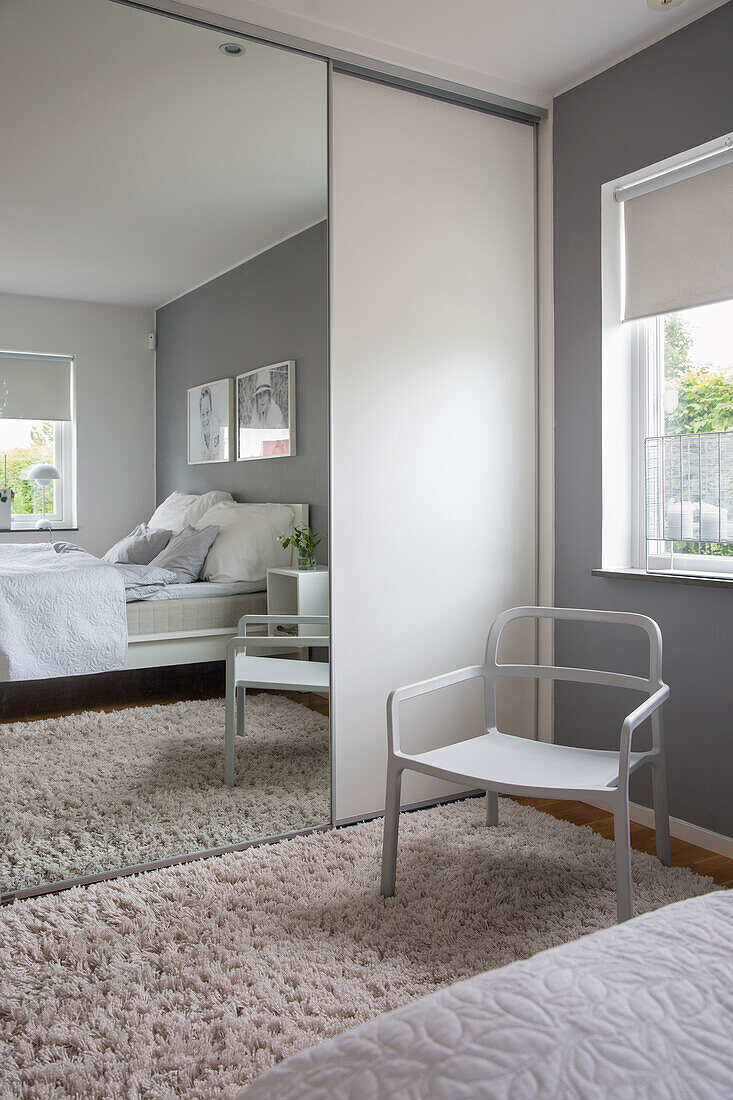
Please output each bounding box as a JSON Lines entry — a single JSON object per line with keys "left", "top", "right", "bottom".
{"left": 187, "top": 360, "right": 295, "bottom": 465}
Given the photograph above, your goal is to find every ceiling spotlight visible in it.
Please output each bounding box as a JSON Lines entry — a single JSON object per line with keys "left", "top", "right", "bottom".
{"left": 647, "top": 0, "right": 686, "bottom": 9}
{"left": 219, "top": 42, "right": 245, "bottom": 56}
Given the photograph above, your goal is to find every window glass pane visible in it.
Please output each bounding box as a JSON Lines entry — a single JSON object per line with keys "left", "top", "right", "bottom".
{"left": 661, "top": 299, "right": 733, "bottom": 558}
{"left": 0, "top": 419, "right": 56, "bottom": 515}
{"left": 663, "top": 300, "right": 733, "bottom": 433}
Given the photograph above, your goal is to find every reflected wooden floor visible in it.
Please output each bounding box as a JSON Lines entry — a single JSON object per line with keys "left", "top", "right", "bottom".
{"left": 509, "top": 796, "right": 733, "bottom": 888}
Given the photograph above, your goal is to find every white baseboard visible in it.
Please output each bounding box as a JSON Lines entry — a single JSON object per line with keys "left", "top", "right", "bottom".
{"left": 627, "top": 800, "right": 733, "bottom": 860}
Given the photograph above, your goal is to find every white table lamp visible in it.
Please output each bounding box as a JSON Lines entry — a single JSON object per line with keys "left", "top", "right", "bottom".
{"left": 22, "top": 463, "right": 60, "bottom": 533}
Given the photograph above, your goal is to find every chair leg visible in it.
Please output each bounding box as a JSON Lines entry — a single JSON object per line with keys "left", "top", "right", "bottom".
{"left": 651, "top": 715, "right": 672, "bottom": 866}
{"left": 613, "top": 798, "right": 633, "bottom": 923}
{"left": 651, "top": 761, "right": 672, "bottom": 866}
{"left": 380, "top": 764, "right": 403, "bottom": 898}
{"left": 236, "top": 685, "right": 246, "bottom": 738}
{"left": 225, "top": 657, "right": 237, "bottom": 788}
{"left": 485, "top": 790, "right": 499, "bottom": 827}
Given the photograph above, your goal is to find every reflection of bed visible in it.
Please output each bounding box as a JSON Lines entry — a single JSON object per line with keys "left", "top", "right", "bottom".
{"left": 240, "top": 890, "right": 732, "bottom": 1100}
{"left": 0, "top": 502, "right": 308, "bottom": 682}
{"left": 124, "top": 503, "right": 309, "bottom": 670}
{"left": 125, "top": 585, "right": 268, "bottom": 668}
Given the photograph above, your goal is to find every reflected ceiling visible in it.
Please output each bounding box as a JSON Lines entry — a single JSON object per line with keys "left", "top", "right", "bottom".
{"left": 0, "top": 0, "right": 327, "bottom": 307}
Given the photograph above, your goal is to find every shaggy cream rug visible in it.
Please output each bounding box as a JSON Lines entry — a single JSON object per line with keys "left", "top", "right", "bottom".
{"left": 0, "top": 796, "right": 714, "bottom": 1099}
{"left": 0, "top": 695, "right": 329, "bottom": 895}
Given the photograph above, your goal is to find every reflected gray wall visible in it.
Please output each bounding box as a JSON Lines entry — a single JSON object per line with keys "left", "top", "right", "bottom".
{"left": 155, "top": 221, "right": 328, "bottom": 560}
{"left": 553, "top": 3, "right": 733, "bottom": 836}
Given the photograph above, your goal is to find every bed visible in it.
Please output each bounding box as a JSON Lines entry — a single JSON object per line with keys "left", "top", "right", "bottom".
{"left": 239, "top": 889, "right": 733, "bottom": 1100}
{"left": 124, "top": 503, "right": 309, "bottom": 670}
{"left": 0, "top": 498, "right": 309, "bottom": 681}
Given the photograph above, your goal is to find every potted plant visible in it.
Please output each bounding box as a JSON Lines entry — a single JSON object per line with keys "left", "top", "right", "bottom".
{"left": 278, "top": 522, "right": 324, "bottom": 571}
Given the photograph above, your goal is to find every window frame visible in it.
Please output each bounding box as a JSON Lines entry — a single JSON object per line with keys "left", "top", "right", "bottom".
{"left": 633, "top": 312, "right": 733, "bottom": 578}
{"left": 602, "top": 134, "right": 733, "bottom": 580}
{"left": 0, "top": 353, "right": 77, "bottom": 532}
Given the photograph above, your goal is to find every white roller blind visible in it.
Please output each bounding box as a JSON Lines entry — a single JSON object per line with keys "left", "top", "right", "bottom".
{"left": 0, "top": 356, "right": 72, "bottom": 420}
{"left": 623, "top": 160, "right": 733, "bottom": 320}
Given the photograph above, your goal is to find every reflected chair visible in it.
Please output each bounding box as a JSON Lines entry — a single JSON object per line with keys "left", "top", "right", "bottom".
{"left": 224, "top": 613, "right": 329, "bottom": 787}
{"left": 380, "top": 606, "right": 671, "bottom": 923}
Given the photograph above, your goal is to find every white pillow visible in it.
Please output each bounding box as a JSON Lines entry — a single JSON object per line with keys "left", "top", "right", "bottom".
{"left": 149, "top": 490, "right": 233, "bottom": 534}
{"left": 196, "top": 502, "right": 294, "bottom": 583}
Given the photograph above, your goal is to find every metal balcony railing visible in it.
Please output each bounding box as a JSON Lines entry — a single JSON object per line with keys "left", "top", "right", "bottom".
{"left": 645, "top": 432, "right": 733, "bottom": 547}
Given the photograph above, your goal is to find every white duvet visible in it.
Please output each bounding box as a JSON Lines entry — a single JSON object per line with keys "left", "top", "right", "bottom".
{"left": 0, "top": 543, "right": 176, "bottom": 680}
{"left": 240, "top": 890, "right": 732, "bottom": 1100}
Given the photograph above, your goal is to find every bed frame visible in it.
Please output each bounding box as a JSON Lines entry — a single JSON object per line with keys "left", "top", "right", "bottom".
{"left": 125, "top": 504, "right": 310, "bottom": 671}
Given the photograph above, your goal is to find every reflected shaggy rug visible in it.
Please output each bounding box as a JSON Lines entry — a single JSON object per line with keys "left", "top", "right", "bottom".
{"left": 0, "top": 695, "right": 329, "bottom": 894}
{"left": 0, "top": 796, "right": 714, "bottom": 1099}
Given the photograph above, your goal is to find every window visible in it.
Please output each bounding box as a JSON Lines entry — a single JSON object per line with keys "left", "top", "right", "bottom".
{"left": 602, "top": 133, "right": 733, "bottom": 579}
{"left": 0, "top": 353, "right": 76, "bottom": 530}
{"left": 639, "top": 301, "right": 733, "bottom": 574}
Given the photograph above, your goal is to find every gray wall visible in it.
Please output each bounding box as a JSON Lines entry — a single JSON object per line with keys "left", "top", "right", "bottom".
{"left": 553, "top": 3, "right": 733, "bottom": 837}
{"left": 155, "top": 221, "right": 328, "bottom": 560}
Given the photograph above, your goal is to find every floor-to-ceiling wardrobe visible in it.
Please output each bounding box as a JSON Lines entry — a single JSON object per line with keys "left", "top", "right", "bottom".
{"left": 329, "top": 69, "right": 539, "bottom": 822}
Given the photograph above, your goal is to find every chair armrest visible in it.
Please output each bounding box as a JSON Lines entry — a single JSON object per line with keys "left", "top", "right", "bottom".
{"left": 619, "top": 684, "right": 669, "bottom": 774}
{"left": 226, "top": 635, "right": 253, "bottom": 661}
{"left": 387, "top": 665, "right": 485, "bottom": 756}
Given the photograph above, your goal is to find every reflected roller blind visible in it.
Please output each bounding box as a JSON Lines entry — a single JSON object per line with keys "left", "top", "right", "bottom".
{"left": 623, "top": 159, "right": 733, "bottom": 321}
{"left": 0, "top": 355, "right": 72, "bottom": 420}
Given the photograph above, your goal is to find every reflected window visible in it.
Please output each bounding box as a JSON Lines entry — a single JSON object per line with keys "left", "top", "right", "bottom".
{"left": 0, "top": 353, "right": 76, "bottom": 530}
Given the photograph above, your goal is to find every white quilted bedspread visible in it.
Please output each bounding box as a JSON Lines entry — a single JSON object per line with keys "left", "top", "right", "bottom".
{"left": 0, "top": 543, "right": 127, "bottom": 680}
{"left": 240, "top": 890, "right": 733, "bottom": 1100}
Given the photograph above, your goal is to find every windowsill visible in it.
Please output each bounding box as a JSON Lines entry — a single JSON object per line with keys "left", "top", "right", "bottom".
{"left": 1, "top": 527, "right": 79, "bottom": 535}
{"left": 592, "top": 567, "right": 733, "bottom": 589}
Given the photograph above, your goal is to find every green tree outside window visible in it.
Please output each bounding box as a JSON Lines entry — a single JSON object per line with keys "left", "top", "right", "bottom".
{"left": 1, "top": 420, "right": 55, "bottom": 515}
{"left": 662, "top": 314, "right": 733, "bottom": 556}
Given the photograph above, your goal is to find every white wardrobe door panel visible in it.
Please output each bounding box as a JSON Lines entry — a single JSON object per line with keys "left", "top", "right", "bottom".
{"left": 330, "top": 73, "right": 537, "bottom": 823}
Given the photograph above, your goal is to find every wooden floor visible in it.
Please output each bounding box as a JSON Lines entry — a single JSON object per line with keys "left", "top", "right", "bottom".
{"left": 511, "top": 796, "right": 733, "bottom": 888}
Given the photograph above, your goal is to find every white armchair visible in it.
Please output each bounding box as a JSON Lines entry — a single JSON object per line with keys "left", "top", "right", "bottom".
{"left": 225, "top": 613, "right": 329, "bottom": 787}
{"left": 381, "top": 606, "right": 671, "bottom": 923}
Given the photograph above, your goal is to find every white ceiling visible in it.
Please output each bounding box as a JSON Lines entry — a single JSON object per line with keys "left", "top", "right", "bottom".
{"left": 189, "top": 0, "right": 727, "bottom": 101}
{"left": 0, "top": 0, "right": 327, "bottom": 308}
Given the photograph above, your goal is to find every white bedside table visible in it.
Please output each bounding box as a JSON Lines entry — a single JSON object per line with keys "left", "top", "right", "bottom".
{"left": 266, "top": 566, "right": 329, "bottom": 638}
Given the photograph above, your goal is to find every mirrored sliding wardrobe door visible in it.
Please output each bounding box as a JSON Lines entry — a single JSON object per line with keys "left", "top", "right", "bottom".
{"left": 0, "top": 0, "right": 329, "bottom": 900}
{"left": 330, "top": 72, "right": 537, "bottom": 823}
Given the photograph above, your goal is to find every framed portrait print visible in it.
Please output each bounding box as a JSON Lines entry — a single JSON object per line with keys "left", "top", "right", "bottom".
{"left": 187, "top": 378, "right": 234, "bottom": 464}
{"left": 236, "top": 361, "right": 295, "bottom": 461}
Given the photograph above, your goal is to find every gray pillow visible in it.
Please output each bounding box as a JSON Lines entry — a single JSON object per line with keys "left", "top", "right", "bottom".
{"left": 148, "top": 524, "right": 219, "bottom": 584}
{"left": 103, "top": 523, "right": 172, "bottom": 565}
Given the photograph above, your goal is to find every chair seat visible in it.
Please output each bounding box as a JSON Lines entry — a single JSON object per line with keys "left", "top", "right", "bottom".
{"left": 407, "top": 731, "right": 648, "bottom": 794}
{"left": 232, "top": 653, "right": 329, "bottom": 693}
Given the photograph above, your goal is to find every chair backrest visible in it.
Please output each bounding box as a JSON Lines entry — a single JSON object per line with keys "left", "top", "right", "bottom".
{"left": 237, "top": 613, "right": 330, "bottom": 652}
{"left": 483, "top": 606, "right": 664, "bottom": 728}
